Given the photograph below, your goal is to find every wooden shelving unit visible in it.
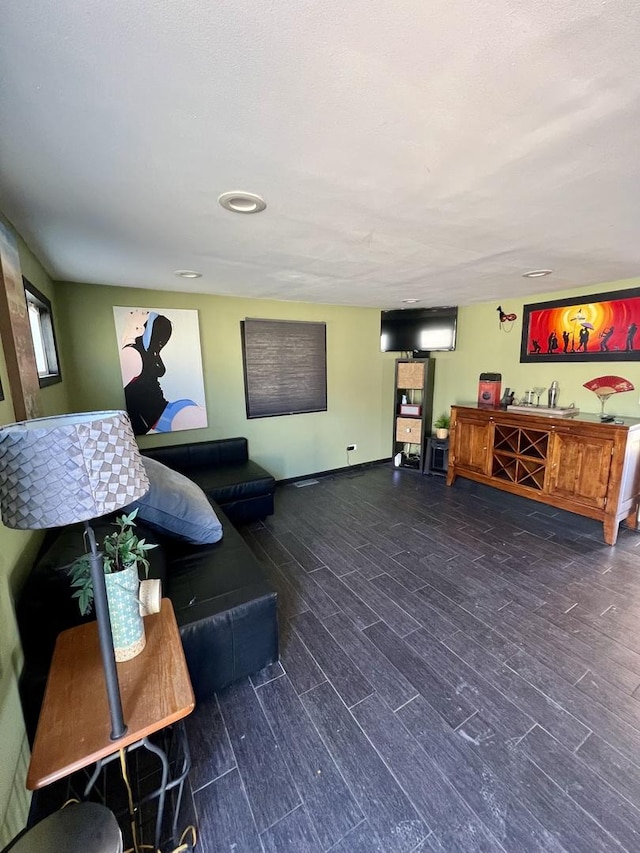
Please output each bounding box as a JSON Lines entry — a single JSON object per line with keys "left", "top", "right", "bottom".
{"left": 392, "top": 358, "right": 435, "bottom": 473}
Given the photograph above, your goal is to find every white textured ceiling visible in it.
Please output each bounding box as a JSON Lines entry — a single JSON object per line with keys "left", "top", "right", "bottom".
{"left": 1, "top": 1, "right": 640, "bottom": 308}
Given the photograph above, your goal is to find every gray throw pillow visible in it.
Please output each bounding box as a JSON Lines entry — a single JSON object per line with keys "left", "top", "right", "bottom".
{"left": 129, "top": 456, "right": 223, "bottom": 544}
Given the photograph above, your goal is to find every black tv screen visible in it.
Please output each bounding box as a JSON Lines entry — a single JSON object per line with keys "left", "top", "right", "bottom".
{"left": 380, "top": 306, "right": 458, "bottom": 353}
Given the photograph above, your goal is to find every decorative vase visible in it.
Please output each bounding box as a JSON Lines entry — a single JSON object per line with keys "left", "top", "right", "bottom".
{"left": 104, "top": 564, "right": 146, "bottom": 661}
{"left": 435, "top": 428, "right": 449, "bottom": 440}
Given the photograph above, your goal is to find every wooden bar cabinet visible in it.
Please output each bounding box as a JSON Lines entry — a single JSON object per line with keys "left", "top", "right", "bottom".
{"left": 446, "top": 405, "right": 640, "bottom": 545}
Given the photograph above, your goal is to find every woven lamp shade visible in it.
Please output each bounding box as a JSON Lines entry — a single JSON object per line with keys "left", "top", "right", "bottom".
{"left": 0, "top": 411, "right": 149, "bottom": 530}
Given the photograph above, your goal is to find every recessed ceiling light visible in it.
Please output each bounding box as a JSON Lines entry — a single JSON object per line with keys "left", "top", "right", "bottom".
{"left": 401, "top": 298, "right": 420, "bottom": 304}
{"left": 218, "top": 191, "right": 267, "bottom": 214}
{"left": 522, "top": 269, "right": 553, "bottom": 278}
{"left": 174, "top": 270, "right": 202, "bottom": 278}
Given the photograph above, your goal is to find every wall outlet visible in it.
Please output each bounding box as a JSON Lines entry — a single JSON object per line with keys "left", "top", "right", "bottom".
{"left": 346, "top": 444, "right": 357, "bottom": 452}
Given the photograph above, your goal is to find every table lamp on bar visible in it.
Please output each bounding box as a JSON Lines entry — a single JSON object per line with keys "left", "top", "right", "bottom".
{"left": 0, "top": 411, "right": 149, "bottom": 740}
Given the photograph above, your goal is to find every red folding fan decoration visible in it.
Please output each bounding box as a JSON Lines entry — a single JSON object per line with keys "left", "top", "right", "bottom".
{"left": 583, "top": 375, "right": 635, "bottom": 397}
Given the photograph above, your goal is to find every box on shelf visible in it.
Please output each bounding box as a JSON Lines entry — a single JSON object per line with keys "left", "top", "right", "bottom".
{"left": 397, "top": 361, "right": 425, "bottom": 389}
{"left": 395, "top": 417, "right": 423, "bottom": 444}
{"left": 400, "top": 403, "right": 422, "bottom": 416}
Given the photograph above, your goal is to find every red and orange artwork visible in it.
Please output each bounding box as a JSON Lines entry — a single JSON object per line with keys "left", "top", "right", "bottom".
{"left": 520, "top": 289, "right": 640, "bottom": 363}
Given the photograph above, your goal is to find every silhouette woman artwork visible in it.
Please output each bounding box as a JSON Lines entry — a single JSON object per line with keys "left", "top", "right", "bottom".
{"left": 120, "top": 311, "right": 207, "bottom": 435}
{"left": 562, "top": 330, "right": 570, "bottom": 353}
{"left": 626, "top": 322, "right": 638, "bottom": 352}
{"left": 547, "top": 332, "right": 559, "bottom": 354}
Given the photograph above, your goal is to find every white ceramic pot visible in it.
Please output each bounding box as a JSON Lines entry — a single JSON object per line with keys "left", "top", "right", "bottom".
{"left": 435, "top": 428, "right": 449, "bottom": 440}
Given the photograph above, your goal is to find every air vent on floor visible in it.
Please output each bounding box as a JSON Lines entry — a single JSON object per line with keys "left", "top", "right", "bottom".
{"left": 294, "top": 479, "right": 320, "bottom": 488}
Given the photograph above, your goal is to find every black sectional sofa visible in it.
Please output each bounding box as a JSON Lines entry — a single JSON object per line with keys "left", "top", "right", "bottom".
{"left": 17, "top": 437, "right": 278, "bottom": 740}
{"left": 142, "top": 436, "right": 275, "bottom": 524}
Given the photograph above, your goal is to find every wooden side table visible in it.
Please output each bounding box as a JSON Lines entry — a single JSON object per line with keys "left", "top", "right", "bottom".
{"left": 27, "top": 599, "right": 195, "bottom": 849}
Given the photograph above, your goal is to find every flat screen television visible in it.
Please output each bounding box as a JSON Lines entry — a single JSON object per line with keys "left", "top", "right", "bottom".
{"left": 380, "top": 306, "right": 458, "bottom": 353}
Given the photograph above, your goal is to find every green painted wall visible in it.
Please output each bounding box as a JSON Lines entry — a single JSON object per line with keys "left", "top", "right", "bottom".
{"left": 56, "top": 281, "right": 397, "bottom": 480}
{"left": 0, "top": 223, "right": 66, "bottom": 841}
{"left": 0, "top": 222, "right": 69, "bottom": 594}
{"left": 56, "top": 276, "right": 640, "bottom": 484}
{"left": 431, "top": 277, "right": 640, "bottom": 422}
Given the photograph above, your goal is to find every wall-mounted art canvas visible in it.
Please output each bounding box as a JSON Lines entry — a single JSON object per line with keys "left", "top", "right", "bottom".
{"left": 241, "top": 318, "right": 327, "bottom": 418}
{"left": 520, "top": 288, "right": 640, "bottom": 363}
{"left": 113, "top": 307, "right": 208, "bottom": 435}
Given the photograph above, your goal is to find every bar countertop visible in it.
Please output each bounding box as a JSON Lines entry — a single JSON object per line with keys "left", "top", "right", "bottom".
{"left": 451, "top": 403, "right": 640, "bottom": 429}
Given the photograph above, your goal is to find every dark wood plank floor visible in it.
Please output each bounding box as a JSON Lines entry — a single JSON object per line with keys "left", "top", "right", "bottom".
{"left": 186, "top": 464, "right": 640, "bottom": 852}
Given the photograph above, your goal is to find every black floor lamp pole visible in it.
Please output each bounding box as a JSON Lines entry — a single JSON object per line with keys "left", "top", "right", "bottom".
{"left": 84, "top": 522, "right": 127, "bottom": 741}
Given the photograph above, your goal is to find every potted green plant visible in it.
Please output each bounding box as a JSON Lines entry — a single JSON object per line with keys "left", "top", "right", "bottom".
{"left": 434, "top": 412, "right": 450, "bottom": 440}
{"left": 69, "top": 509, "right": 157, "bottom": 661}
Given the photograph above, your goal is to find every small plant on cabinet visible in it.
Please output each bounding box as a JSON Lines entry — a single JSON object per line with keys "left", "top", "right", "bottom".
{"left": 434, "top": 413, "right": 450, "bottom": 439}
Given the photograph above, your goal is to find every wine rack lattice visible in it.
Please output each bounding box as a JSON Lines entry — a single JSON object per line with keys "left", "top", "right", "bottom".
{"left": 492, "top": 424, "right": 549, "bottom": 490}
